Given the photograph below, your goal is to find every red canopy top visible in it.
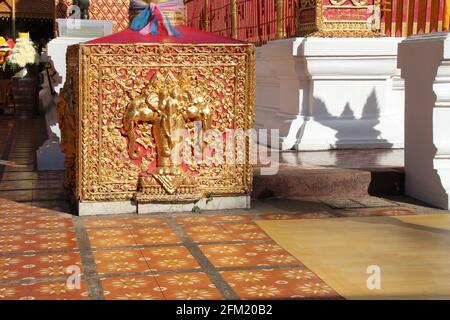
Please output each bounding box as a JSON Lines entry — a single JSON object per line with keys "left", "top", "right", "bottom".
{"left": 86, "top": 25, "right": 245, "bottom": 45}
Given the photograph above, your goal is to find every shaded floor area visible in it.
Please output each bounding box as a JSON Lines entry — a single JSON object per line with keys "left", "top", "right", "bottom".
{"left": 280, "top": 149, "right": 403, "bottom": 170}
{"left": 0, "top": 116, "right": 447, "bottom": 300}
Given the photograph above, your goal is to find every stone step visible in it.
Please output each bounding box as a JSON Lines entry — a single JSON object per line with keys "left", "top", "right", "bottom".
{"left": 252, "top": 165, "right": 404, "bottom": 199}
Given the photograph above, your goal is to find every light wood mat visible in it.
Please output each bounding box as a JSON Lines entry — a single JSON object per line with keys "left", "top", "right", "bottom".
{"left": 257, "top": 214, "right": 450, "bottom": 299}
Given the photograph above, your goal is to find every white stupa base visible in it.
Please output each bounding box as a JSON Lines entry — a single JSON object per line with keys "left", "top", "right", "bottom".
{"left": 256, "top": 37, "right": 405, "bottom": 151}
{"left": 399, "top": 32, "right": 450, "bottom": 209}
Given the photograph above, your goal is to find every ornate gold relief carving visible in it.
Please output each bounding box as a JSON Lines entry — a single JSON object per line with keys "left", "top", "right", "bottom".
{"left": 298, "top": 0, "right": 382, "bottom": 37}
{"left": 121, "top": 70, "right": 213, "bottom": 201}
{"left": 59, "top": 43, "right": 255, "bottom": 203}
{"left": 57, "top": 79, "right": 76, "bottom": 192}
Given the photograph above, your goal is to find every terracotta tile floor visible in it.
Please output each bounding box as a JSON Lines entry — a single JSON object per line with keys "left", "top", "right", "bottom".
{"left": 220, "top": 268, "right": 337, "bottom": 299}
{"left": 0, "top": 117, "right": 444, "bottom": 300}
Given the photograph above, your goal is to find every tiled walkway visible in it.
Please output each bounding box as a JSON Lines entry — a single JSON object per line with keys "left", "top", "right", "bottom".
{"left": 0, "top": 116, "right": 443, "bottom": 300}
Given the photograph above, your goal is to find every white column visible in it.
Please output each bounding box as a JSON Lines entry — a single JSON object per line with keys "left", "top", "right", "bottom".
{"left": 256, "top": 37, "right": 404, "bottom": 151}
{"left": 399, "top": 32, "right": 450, "bottom": 209}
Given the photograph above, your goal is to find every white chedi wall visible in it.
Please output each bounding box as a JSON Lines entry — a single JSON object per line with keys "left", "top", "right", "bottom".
{"left": 256, "top": 37, "right": 405, "bottom": 151}
{"left": 399, "top": 32, "right": 450, "bottom": 209}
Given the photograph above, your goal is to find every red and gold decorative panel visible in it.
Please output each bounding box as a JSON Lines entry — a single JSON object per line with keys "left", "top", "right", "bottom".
{"left": 55, "top": 0, "right": 129, "bottom": 33}
{"left": 55, "top": 0, "right": 72, "bottom": 20}
{"left": 59, "top": 43, "right": 255, "bottom": 203}
{"left": 89, "top": 0, "right": 129, "bottom": 33}
{"left": 298, "top": 0, "right": 382, "bottom": 36}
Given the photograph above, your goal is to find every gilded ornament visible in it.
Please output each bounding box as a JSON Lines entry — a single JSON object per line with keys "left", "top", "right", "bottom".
{"left": 58, "top": 43, "right": 255, "bottom": 203}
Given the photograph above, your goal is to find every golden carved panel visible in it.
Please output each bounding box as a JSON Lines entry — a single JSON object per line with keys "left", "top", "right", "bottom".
{"left": 60, "top": 43, "right": 255, "bottom": 203}
{"left": 298, "top": 0, "right": 382, "bottom": 37}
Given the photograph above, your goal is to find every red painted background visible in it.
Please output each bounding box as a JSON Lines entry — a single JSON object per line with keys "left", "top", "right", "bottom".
{"left": 185, "top": 0, "right": 450, "bottom": 45}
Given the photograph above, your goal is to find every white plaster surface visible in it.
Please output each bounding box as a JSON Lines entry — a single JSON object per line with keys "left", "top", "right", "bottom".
{"left": 256, "top": 37, "right": 405, "bottom": 150}
{"left": 399, "top": 32, "right": 450, "bottom": 209}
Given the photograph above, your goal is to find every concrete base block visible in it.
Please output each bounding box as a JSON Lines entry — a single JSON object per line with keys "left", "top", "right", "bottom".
{"left": 138, "top": 195, "right": 251, "bottom": 214}
{"left": 256, "top": 37, "right": 405, "bottom": 150}
{"left": 77, "top": 201, "right": 136, "bottom": 216}
{"left": 76, "top": 195, "right": 251, "bottom": 215}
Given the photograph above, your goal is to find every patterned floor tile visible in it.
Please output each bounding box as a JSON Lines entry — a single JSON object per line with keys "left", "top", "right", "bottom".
{"left": 155, "top": 272, "right": 223, "bottom": 300}
{"left": 176, "top": 214, "right": 252, "bottom": 225}
{"left": 0, "top": 204, "right": 70, "bottom": 217}
{"left": 0, "top": 231, "right": 79, "bottom": 254}
{"left": 183, "top": 224, "right": 235, "bottom": 243}
{"left": 0, "top": 252, "right": 82, "bottom": 282}
{"left": 0, "top": 215, "right": 73, "bottom": 232}
{"left": 338, "top": 207, "right": 416, "bottom": 217}
{"left": 0, "top": 207, "right": 30, "bottom": 216}
{"left": 93, "top": 249, "right": 150, "bottom": 275}
{"left": 0, "top": 198, "right": 23, "bottom": 208}
{"left": 87, "top": 228, "right": 136, "bottom": 249}
{"left": 199, "top": 243, "right": 302, "bottom": 268}
{"left": 84, "top": 217, "right": 166, "bottom": 229}
{"left": 224, "top": 223, "right": 271, "bottom": 241}
{"left": 220, "top": 268, "right": 339, "bottom": 299}
{"left": 140, "top": 246, "right": 200, "bottom": 272}
{"left": 101, "top": 275, "right": 164, "bottom": 300}
{"left": 184, "top": 223, "right": 270, "bottom": 243}
{"left": 259, "top": 212, "right": 338, "bottom": 220}
{"left": 0, "top": 280, "right": 88, "bottom": 300}
{"left": 23, "top": 205, "right": 72, "bottom": 216}
{"left": 130, "top": 227, "right": 182, "bottom": 246}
